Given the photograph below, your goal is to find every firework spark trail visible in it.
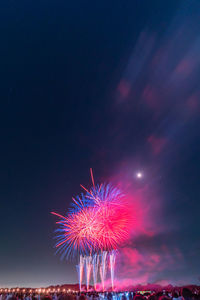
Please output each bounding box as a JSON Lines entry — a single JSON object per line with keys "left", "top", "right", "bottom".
{"left": 51, "top": 205, "right": 100, "bottom": 258}
{"left": 85, "top": 255, "right": 92, "bottom": 291}
{"left": 100, "top": 251, "right": 108, "bottom": 292}
{"left": 92, "top": 254, "right": 99, "bottom": 291}
{"left": 76, "top": 255, "right": 85, "bottom": 291}
{"left": 83, "top": 183, "right": 131, "bottom": 251}
{"left": 110, "top": 250, "right": 117, "bottom": 291}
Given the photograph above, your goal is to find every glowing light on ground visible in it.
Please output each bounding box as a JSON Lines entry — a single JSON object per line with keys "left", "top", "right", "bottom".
{"left": 85, "top": 255, "right": 92, "bottom": 291}
{"left": 110, "top": 250, "right": 117, "bottom": 291}
{"left": 100, "top": 251, "right": 108, "bottom": 292}
{"left": 92, "top": 254, "right": 99, "bottom": 291}
{"left": 76, "top": 255, "right": 84, "bottom": 291}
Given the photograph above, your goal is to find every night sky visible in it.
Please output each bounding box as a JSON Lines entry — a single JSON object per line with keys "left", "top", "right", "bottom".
{"left": 1, "top": 0, "right": 200, "bottom": 288}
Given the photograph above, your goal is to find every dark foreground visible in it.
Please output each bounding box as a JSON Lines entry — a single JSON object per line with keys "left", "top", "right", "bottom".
{"left": 1, "top": 286, "right": 200, "bottom": 300}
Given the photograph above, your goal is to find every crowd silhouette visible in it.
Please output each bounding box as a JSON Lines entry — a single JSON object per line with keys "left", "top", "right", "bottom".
{"left": 1, "top": 287, "right": 200, "bottom": 300}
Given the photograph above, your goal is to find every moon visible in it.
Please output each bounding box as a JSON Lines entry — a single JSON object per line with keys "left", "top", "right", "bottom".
{"left": 136, "top": 172, "right": 143, "bottom": 178}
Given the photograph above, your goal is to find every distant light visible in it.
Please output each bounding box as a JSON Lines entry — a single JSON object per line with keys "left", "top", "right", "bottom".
{"left": 136, "top": 172, "right": 143, "bottom": 178}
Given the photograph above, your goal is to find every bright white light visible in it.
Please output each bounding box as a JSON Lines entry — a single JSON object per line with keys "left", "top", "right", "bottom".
{"left": 136, "top": 172, "right": 143, "bottom": 178}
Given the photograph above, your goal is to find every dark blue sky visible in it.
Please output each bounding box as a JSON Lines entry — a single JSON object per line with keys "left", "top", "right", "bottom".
{"left": 1, "top": 0, "right": 200, "bottom": 288}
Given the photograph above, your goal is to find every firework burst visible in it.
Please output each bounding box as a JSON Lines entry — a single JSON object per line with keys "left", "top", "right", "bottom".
{"left": 52, "top": 170, "right": 132, "bottom": 259}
